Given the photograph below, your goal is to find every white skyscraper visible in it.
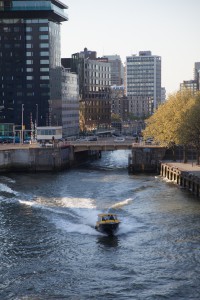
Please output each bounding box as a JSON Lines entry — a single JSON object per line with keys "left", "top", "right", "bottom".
{"left": 126, "top": 51, "right": 161, "bottom": 117}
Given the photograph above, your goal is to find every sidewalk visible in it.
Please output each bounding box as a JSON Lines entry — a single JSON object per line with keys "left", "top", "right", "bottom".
{"left": 165, "top": 161, "right": 200, "bottom": 177}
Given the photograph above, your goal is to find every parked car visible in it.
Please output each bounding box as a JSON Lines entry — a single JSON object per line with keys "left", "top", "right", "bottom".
{"left": 114, "top": 137, "right": 125, "bottom": 142}
{"left": 87, "top": 136, "right": 98, "bottom": 141}
{"left": 145, "top": 138, "right": 153, "bottom": 144}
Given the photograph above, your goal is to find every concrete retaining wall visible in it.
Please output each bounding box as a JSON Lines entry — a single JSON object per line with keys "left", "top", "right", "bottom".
{"left": 0, "top": 146, "right": 72, "bottom": 172}
{"left": 128, "top": 147, "right": 166, "bottom": 173}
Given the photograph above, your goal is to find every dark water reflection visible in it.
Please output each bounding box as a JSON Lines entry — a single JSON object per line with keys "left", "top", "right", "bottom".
{"left": 1, "top": 151, "right": 200, "bottom": 299}
{"left": 97, "top": 235, "right": 119, "bottom": 248}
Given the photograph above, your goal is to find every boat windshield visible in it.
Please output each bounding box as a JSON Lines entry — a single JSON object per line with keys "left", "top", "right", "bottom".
{"left": 101, "top": 215, "right": 116, "bottom": 221}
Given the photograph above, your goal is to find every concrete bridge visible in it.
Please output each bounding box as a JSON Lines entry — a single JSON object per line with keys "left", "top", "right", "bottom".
{"left": 70, "top": 138, "right": 163, "bottom": 152}
{"left": 0, "top": 138, "right": 166, "bottom": 173}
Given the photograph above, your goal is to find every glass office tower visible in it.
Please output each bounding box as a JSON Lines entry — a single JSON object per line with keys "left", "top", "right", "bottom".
{"left": 0, "top": 0, "right": 68, "bottom": 129}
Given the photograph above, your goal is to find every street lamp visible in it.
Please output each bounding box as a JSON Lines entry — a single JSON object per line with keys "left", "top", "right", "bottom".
{"left": 21, "top": 104, "right": 24, "bottom": 144}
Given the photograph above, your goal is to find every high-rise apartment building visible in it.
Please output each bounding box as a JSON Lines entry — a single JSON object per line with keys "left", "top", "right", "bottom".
{"left": 0, "top": 0, "right": 68, "bottom": 130}
{"left": 62, "top": 48, "right": 111, "bottom": 131}
{"left": 126, "top": 51, "right": 161, "bottom": 117}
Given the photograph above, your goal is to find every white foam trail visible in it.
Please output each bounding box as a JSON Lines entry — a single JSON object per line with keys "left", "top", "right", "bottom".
{"left": 54, "top": 218, "right": 99, "bottom": 235}
{"left": 117, "top": 222, "right": 135, "bottom": 235}
{"left": 0, "top": 183, "right": 18, "bottom": 195}
{"left": 60, "top": 197, "right": 96, "bottom": 209}
{"left": 109, "top": 198, "right": 133, "bottom": 209}
{"left": 19, "top": 200, "right": 42, "bottom": 208}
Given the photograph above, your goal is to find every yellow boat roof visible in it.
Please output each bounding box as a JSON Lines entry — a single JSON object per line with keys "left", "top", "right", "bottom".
{"left": 98, "top": 213, "right": 118, "bottom": 217}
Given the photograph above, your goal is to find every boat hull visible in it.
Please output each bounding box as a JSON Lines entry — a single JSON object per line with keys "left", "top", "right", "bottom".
{"left": 95, "top": 222, "right": 119, "bottom": 235}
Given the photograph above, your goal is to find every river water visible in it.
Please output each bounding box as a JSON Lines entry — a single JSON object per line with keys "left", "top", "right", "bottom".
{"left": 1, "top": 150, "right": 200, "bottom": 300}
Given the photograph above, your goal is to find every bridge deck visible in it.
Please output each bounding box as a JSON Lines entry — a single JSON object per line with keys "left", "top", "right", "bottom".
{"left": 71, "top": 140, "right": 163, "bottom": 152}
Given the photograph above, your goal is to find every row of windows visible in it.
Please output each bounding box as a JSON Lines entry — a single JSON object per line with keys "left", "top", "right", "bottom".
{"left": 85, "top": 64, "right": 110, "bottom": 72}
{"left": 127, "top": 91, "right": 154, "bottom": 95}
{"left": 26, "top": 35, "right": 48, "bottom": 40}
{"left": 85, "top": 72, "right": 111, "bottom": 79}
{"left": 27, "top": 43, "right": 49, "bottom": 48}
{"left": 0, "top": 42, "right": 49, "bottom": 49}
{"left": 27, "top": 68, "right": 49, "bottom": 72}
{"left": 1, "top": 26, "right": 48, "bottom": 33}
{"left": 26, "top": 51, "right": 49, "bottom": 56}
{"left": 0, "top": 33, "right": 48, "bottom": 41}
{"left": 26, "top": 27, "right": 48, "bottom": 32}
{"left": 0, "top": 43, "right": 48, "bottom": 49}
{"left": 26, "top": 59, "right": 49, "bottom": 65}
{"left": 0, "top": 83, "right": 49, "bottom": 89}
{"left": 0, "top": 19, "right": 48, "bottom": 24}
{"left": 13, "top": 91, "right": 49, "bottom": 97}
{"left": 27, "top": 76, "right": 49, "bottom": 80}
{"left": 127, "top": 57, "right": 161, "bottom": 62}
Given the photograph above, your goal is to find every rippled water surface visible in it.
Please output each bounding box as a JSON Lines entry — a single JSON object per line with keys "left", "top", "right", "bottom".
{"left": 1, "top": 150, "right": 200, "bottom": 299}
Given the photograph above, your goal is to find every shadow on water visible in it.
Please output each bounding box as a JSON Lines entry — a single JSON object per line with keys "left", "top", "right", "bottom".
{"left": 97, "top": 235, "right": 119, "bottom": 248}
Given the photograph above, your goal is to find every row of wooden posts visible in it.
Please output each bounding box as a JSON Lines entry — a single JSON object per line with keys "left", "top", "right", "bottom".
{"left": 160, "top": 163, "right": 200, "bottom": 197}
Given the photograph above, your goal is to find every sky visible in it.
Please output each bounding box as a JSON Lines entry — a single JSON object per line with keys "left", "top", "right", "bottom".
{"left": 60, "top": 0, "right": 200, "bottom": 96}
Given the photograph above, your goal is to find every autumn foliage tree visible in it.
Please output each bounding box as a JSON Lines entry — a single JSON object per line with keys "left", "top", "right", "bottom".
{"left": 143, "top": 91, "right": 200, "bottom": 164}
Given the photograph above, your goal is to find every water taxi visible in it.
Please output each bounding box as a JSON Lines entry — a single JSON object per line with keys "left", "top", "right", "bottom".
{"left": 95, "top": 213, "right": 121, "bottom": 235}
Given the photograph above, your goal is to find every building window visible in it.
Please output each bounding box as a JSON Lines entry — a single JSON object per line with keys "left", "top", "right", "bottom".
{"left": 39, "top": 35, "right": 48, "bottom": 40}
{"left": 40, "top": 60, "right": 49, "bottom": 65}
{"left": 40, "top": 76, "right": 49, "bottom": 80}
{"left": 39, "top": 27, "right": 48, "bottom": 32}
{"left": 40, "top": 68, "right": 49, "bottom": 72}
{"left": 26, "top": 52, "right": 33, "bottom": 57}
{"left": 3, "top": 27, "right": 11, "bottom": 32}
{"left": 26, "top": 27, "right": 32, "bottom": 32}
{"left": 26, "top": 35, "right": 32, "bottom": 41}
{"left": 26, "top": 60, "right": 33, "bottom": 65}
{"left": 40, "top": 51, "right": 49, "bottom": 56}
{"left": 26, "top": 68, "right": 33, "bottom": 72}
{"left": 40, "top": 43, "right": 49, "bottom": 48}
{"left": 27, "top": 76, "right": 34, "bottom": 80}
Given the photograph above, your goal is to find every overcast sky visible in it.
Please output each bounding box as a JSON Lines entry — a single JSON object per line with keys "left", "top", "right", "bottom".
{"left": 60, "top": 0, "right": 200, "bottom": 96}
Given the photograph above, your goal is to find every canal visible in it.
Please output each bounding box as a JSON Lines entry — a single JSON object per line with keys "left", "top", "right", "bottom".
{"left": 1, "top": 150, "right": 200, "bottom": 299}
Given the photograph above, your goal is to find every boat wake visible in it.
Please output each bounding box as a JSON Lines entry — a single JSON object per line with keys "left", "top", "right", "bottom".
{"left": 18, "top": 195, "right": 137, "bottom": 237}
{"left": 109, "top": 198, "right": 134, "bottom": 209}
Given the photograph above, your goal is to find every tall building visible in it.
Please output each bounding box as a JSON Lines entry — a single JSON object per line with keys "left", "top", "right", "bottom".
{"left": 126, "top": 51, "right": 161, "bottom": 117}
{"left": 61, "top": 68, "right": 79, "bottom": 137}
{"left": 103, "top": 55, "right": 124, "bottom": 86}
{"left": 161, "top": 87, "right": 166, "bottom": 103}
{"left": 180, "top": 80, "right": 198, "bottom": 94}
{"left": 194, "top": 62, "right": 200, "bottom": 90}
{"left": 111, "top": 86, "right": 128, "bottom": 121}
{"left": 0, "top": 0, "right": 68, "bottom": 131}
{"left": 62, "top": 48, "right": 111, "bottom": 131}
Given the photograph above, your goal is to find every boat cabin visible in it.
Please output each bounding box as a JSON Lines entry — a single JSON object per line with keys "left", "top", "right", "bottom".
{"left": 98, "top": 214, "right": 118, "bottom": 222}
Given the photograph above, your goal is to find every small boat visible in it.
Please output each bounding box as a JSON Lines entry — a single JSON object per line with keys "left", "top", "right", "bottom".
{"left": 95, "top": 213, "right": 121, "bottom": 235}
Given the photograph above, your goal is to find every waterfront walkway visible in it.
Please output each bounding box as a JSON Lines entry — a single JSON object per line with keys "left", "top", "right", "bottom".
{"left": 166, "top": 161, "right": 200, "bottom": 177}
{"left": 161, "top": 161, "right": 200, "bottom": 197}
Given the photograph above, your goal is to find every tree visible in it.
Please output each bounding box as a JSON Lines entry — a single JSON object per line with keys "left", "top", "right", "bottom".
{"left": 143, "top": 90, "right": 200, "bottom": 162}
{"left": 111, "top": 113, "right": 121, "bottom": 122}
{"left": 179, "top": 93, "right": 200, "bottom": 164}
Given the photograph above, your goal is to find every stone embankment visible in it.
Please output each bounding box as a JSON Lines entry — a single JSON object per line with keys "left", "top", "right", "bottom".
{"left": 160, "top": 162, "right": 200, "bottom": 197}
{"left": 0, "top": 143, "right": 73, "bottom": 172}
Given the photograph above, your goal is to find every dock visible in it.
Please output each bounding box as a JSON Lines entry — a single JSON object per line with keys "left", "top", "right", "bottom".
{"left": 160, "top": 162, "right": 200, "bottom": 197}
